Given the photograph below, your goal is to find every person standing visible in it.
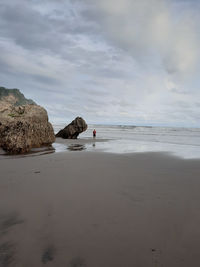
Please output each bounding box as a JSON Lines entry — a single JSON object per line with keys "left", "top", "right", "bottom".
{"left": 93, "top": 129, "right": 96, "bottom": 138}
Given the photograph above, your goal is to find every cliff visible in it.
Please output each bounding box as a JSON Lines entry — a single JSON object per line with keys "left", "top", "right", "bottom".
{"left": 0, "top": 87, "right": 36, "bottom": 112}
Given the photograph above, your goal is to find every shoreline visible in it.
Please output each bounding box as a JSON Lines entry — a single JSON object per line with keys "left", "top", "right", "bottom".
{"left": 1, "top": 151, "right": 200, "bottom": 266}
{"left": 1, "top": 134, "right": 200, "bottom": 160}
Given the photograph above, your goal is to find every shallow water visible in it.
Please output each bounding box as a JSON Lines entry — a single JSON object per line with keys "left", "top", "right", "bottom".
{"left": 54, "top": 124, "right": 200, "bottom": 159}
{"left": 1, "top": 124, "right": 200, "bottom": 159}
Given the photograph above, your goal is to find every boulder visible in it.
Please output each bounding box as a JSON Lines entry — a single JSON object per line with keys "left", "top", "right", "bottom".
{"left": 0, "top": 104, "right": 55, "bottom": 153}
{"left": 56, "top": 117, "right": 87, "bottom": 139}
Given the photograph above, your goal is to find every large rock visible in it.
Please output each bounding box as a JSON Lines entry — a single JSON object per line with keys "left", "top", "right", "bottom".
{"left": 0, "top": 104, "right": 55, "bottom": 153}
{"left": 56, "top": 117, "right": 87, "bottom": 139}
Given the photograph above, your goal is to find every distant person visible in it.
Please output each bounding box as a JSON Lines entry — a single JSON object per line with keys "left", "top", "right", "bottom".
{"left": 93, "top": 129, "right": 96, "bottom": 138}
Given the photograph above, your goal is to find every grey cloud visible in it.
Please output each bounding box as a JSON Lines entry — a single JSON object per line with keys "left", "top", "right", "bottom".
{"left": 0, "top": 3, "right": 50, "bottom": 50}
{"left": 79, "top": 88, "right": 108, "bottom": 97}
{"left": 170, "top": 88, "right": 189, "bottom": 95}
{"left": 0, "top": 0, "right": 98, "bottom": 54}
{"left": 30, "top": 74, "right": 61, "bottom": 86}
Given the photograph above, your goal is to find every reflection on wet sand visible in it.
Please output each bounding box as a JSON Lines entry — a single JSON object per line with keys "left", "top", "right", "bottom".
{"left": 67, "top": 144, "right": 86, "bottom": 151}
{"left": 0, "top": 138, "right": 107, "bottom": 160}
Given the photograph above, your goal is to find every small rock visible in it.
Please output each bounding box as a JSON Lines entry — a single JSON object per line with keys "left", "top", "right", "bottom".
{"left": 56, "top": 117, "right": 87, "bottom": 139}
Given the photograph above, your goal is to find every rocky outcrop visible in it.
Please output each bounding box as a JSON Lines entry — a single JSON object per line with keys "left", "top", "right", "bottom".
{"left": 0, "top": 104, "right": 55, "bottom": 153}
{"left": 56, "top": 117, "right": 87, "bottom": 139}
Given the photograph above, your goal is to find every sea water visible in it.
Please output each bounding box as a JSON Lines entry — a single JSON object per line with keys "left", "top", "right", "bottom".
{"left": 53, "top": 124, "right": 200, "bottom": 159}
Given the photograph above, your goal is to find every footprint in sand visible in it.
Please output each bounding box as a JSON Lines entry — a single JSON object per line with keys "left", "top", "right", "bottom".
{"left": 69, "top": 257, "right": 87, "bottom": 267}
{"left": 41, "top": 246, "right": 55, "bottom": 264}
{"left": 0, "top": 242, "right": 16, "bottom": 267}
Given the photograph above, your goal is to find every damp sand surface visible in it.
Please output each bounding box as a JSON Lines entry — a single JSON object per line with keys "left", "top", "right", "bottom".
{"left": 54, "top": 137, "right": 109, "bottom": 152}
{"left": 0, "top": 151, "right": 200, "bottom": 266}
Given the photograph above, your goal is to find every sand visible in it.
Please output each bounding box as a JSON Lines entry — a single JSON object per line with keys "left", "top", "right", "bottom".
{"left": 0, "top": 149, "right": 200, "bottom": 267}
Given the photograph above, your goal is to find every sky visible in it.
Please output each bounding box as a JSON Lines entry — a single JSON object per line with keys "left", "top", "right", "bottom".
{"left": 0, "top": 0, "right": 200, "bottom": 126}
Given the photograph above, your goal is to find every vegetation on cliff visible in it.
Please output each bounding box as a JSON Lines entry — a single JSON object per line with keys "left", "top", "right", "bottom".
{"left": 0, "top": 86, "right": 36, "bottom": 106}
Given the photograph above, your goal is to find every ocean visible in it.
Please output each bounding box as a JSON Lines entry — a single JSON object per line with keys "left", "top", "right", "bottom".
{"left": 53, "top": 124, "right": 200, "bottom": 159}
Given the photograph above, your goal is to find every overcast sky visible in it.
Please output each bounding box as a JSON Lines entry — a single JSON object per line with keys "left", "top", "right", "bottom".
{"left": 0, "top": 0, "right": 200, "bottom": 126}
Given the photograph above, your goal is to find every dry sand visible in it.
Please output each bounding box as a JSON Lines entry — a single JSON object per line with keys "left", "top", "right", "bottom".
{"left": 0, "top": 150, "right": 200, "bottom": 267}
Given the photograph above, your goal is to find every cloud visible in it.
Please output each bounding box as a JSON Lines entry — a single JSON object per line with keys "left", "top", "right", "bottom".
{"left": 83, "top": 0, "right": 199, "bottom": 76}
{"left": 0, "top": 0, "right": 200, "bottom": 126}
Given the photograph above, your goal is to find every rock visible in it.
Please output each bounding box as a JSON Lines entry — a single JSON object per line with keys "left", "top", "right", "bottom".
{"left": 56, "top": 117, "right": 87, "bottom": 139}
{"left": 0, "top": 104, "right": 55, "bottom": 153}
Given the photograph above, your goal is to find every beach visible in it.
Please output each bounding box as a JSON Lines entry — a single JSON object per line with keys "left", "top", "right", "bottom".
{"left": 1, "top": 146, "right": 200, "bottom": 267}
{"left": 1, "top": 0, "right": 200, "bottom": 265}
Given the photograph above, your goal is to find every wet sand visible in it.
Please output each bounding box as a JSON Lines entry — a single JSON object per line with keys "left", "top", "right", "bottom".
{"left": 0, "top": 151, "right": 200, "bottom": 266}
